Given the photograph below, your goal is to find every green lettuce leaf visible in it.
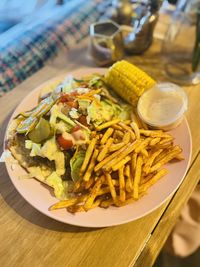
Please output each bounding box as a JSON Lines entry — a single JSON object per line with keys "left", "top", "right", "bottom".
{"left": 70, "top": 149, "right": 85, "bottom": 182}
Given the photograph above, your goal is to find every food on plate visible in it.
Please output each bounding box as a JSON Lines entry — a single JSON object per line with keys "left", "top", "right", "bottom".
{"left": 5, "top": 60, "right": 184, "bottom": 213}
{"left": 6, "top": 67, "right": 132, "bottom": 200}
{"left": 49, "top": 122, "right": 182, "bottom": 212}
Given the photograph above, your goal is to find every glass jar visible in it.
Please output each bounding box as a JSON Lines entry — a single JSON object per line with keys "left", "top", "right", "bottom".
{"left": 162, "top": 0, "right": 200, "bottom": 85}
{"left": 89, "top": 21, "right": 124, "bottom": 66}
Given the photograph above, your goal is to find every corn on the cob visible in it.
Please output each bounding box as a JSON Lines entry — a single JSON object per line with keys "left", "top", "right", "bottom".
{"left": 105, "top": 60, "right": 156, "bottom": 106}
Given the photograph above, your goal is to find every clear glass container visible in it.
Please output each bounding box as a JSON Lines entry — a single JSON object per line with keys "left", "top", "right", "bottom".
{"left": 162, "top": 1, "right": 200, "bottom": 85}
{"left": 89, "top": 20, "right": 124, "bottom": 66}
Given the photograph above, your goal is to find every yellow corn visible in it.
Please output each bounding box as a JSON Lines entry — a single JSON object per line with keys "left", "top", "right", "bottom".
{"left": 105, "top": 60, "right": 156, "bottom": 106}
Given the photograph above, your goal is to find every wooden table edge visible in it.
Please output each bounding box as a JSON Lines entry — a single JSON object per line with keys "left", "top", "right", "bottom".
{"left": 133, "top": 152, "right": 200, "bottom": 267}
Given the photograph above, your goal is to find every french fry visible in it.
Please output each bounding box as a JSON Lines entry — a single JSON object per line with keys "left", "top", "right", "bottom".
{"left": 80, "top": 137, "right": 97, "bottom": 175}
{"left": 122, "top": 131, "right": 131, "bottom": 144}
{"left": 124, "top": 120, "right": 131, "bottom": 125}
{"left": 67, "top": 205, "right": 85, "bottom": 213}
{"left": 111, "top": 124, "right": 123, "bottom": 130}
{"left": 125, "top": 164, "right": 133, "bottom": 192}
{"left": 73, "top": 179, "right": 82, "bottom": 192}
{"left": 84, "top": 175, "right": 104, "bottom": 211}
{"left": 91, "top": 198, "right": 102, "bottom": 208}
{"left": 156, "top": 142, "right": 173, "bottom": 149}
{"left": 119, "top": 166, "right": 126, "bottom": 202}
{"left": 97, "top": 138, "right": 113, "bottom": 161}
{"left": 140, "top": 129, "right": 162, "bottom": 136}
{"left": 100, "top": 198, "right": 114, "bottom": 208}
{"left": 140, "top": 120, "right": 149, "bottom": 130}
{"left": 94, "top": 143, "right": 131, "bottom": 172}
{"left": 84, "top": 177, "right": 95, "bottom": 189}
{"left": 143, "top": 149, "right": 163, "bottom": 174}
{"left": 119, "top": 122, "right": 135, "bottom": 140}
{"left": 100, "top": 128, "right": 114, "bottom": 145}
{"left": 149, "top": 137, "right": 161, "bottom": 146}
{"left": 90, "top": 131, "right": 97, "bottom": 138}
{"left": 159, "top": 137, "right": 174, "bottom": 145}
{"left": 140, "top": 172, "right": 155, "bottom": 185}
{"left": 135, "top": 137, "right": 152, "bottom": 153}
{"left": 174, "top": 154, "right": 184, "bottom": 161}
{"left": 140, "top": 129, "right": 171, "bottom": 138}
{"left": 103, "top": 141, "right": 139, "bottom": 171}
{"left": 103, "top": 179, "right": 119, "bottom": 186}
{"left": 150, "top": 147, "right": 182, "bottom": 172}
{"left": 109, "top": 142, "right": 125, "bottom": 152}
{"left": 131, "top": 110, "right": 143, "bottom": 128}
{"left": 116, "top": 192, "right": 147, "bottom": 206}
{"left": 141, "top": 148, "right": 148, "bottom": 157}
{"left": 154, "top": 149, "right": 170, "bottom": 164}
{"left": 130, "top": 121, "right": 140, "bottom": 139}
{"left": 133, "top": 155, "right": 143, "bottom": 199}
{"left": 140, "top": 169, "right": 168, "bottom": 191}
{"left": 113, "top": 130, "right": 124, "bottom": 139}
{"left": 49, "top": 195, "right": 87, "bottom": 210}
{"left": 83, "top": 149, "right": 99, "bottom": 181}
{"left": 96, "top": 119, "right": 121, "bottom": 131}
{"left": 112, "top": 156, "right": 131, "bottom": 171}
{"left": 67, "top": 199, "right": 101, "bottom": 213}
{"left": 131, "top": 153, "right": 137, "bottom": 174}
{"left": 105, "top": 173, "right": 117, "bottom": 202}
{"left": 115, "top": 197, "right": 135, "bottom": 206}
{"left": 97, "top": 187, "right": 111, "bottom": 196}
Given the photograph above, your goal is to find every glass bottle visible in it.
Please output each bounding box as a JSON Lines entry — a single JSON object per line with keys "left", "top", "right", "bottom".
{"left": 162, "top": 0, "right": 200, "bottom": 85}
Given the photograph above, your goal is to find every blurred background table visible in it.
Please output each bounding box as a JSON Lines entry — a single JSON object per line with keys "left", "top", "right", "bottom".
{"left": 0, "top": 17, "right": 200, "bottom": 267}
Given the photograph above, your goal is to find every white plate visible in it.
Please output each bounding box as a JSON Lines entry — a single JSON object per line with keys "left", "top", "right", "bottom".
{"left": 4, "top": 68, "right": 192, "bottom": 228}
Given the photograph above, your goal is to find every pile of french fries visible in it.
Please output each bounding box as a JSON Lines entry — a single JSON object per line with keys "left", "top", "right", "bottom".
{"left": 50, "top": 117, "right": 183, "bottom": 213}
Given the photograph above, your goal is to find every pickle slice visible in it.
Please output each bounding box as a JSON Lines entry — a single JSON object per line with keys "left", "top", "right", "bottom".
{"left": 28, "top": 118, "right": 51, "bottom": 143}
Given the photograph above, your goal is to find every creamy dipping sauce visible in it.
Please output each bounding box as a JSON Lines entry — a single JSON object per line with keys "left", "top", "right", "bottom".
{"left": 137, "top": 83, "right": 188, "bottom": 130}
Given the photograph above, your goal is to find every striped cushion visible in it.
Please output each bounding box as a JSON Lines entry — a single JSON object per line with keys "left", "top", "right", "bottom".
{"left": 0, "top": 0, "right": 104, "bottom": 96}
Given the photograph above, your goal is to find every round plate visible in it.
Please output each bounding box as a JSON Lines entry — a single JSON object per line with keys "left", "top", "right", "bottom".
{"left": 4, "top": 68, "right": 192, "bottom": 228}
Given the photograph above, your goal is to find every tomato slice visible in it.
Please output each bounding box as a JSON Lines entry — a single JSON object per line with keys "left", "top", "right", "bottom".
{"left": 57, "top": 135, "right": 73, "bottom": 150}
{"left": 59, "top": 94, "right": 73, "bottom": 103}
{"left": 66, "top": 101, "right": 78, "bottom": 109}
{"left": 70, "top": 91, "right": 79, "bottom": 96}
{"left": 71, "top": 124, "right": 81, "bottom": 133}
{"left": 78, "top": 115, "right": 88, "bottom": 126}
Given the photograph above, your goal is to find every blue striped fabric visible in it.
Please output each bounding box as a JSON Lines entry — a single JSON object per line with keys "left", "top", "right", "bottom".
{"left": 0, "top": 0, "right": 104, "bottom": 96}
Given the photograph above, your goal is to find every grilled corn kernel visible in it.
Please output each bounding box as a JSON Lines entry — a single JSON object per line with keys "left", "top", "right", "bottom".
{"left": 105, "top": 60, "right": 156, "bottom": 106}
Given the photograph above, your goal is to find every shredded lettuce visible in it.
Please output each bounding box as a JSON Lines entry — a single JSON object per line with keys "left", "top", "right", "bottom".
{"left": 118, "top": 104, "right": 132, "bottom": 120}
{"left": 89, "top": 76, "right": 103, "bottom": 88}
{"left": 25, "top": 140, "right": 42, "bottom": 157}
{"left": 78, "top": 99, "right": 91, "bottom": 110}
{"left": 55, "top": 120, "right": 72, "bottom": 134}
{"left": 50, "top": 105, "right": 75, "bottom": 131}
{"left": 62, "top": 75, "right": 77, "bottom": 93}
{"left": 87, "top": 100, "right": 116, "bottom": 126}
{"left": 41, "top": 137, "right": 65, "bottom": 176}
{"left": 25, "top": 140, "right": 33, "bottom": 150}
{"left": 46, "top": 172, "right": 69, "bottom": 199}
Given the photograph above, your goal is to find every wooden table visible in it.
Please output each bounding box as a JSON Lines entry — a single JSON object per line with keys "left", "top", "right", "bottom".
{"left": 0, "top": 36, "right": 200, "bottom": 267}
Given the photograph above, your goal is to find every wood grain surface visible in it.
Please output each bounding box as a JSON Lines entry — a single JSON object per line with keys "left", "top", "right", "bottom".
{"left": 0, "top": 33, "right": 200, "bottom": 267}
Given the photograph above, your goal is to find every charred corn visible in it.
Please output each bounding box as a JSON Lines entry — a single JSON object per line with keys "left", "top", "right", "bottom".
{"left": 105, "top": 60, "right": 156, "bottom": 105}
